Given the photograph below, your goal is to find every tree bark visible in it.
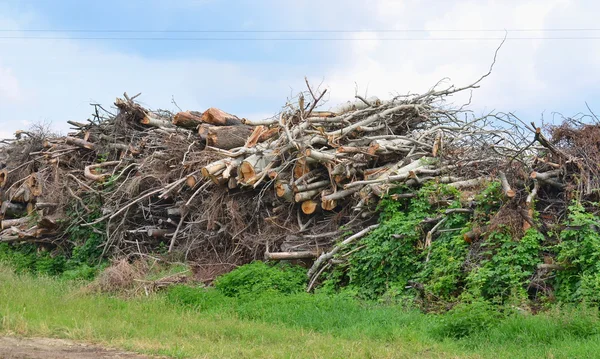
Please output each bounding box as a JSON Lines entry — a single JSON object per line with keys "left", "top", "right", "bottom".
{"left": 1, "top": 217, "right": 29, "bottom": 230}
{"left": 172, "top": 111, "right": 203, "bottom": 129}
{"left": 201, "top": 108, "right": 243, "bottom": 126}
{"left": 140, "top": 113, "right": 175, "bottom": 128}
{"left": 206, "top": 125, "right": 254, "bottom": 150}
{"left": 65, "top": 136, "right": 95, "bottom": 150}
{"left": 265, "top": 251, "right": 318, "bottom": 260}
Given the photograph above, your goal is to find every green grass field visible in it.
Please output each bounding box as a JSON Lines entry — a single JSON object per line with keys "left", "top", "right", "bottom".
{"left": 1, "top": 264, "right": 600, "bottom": 359}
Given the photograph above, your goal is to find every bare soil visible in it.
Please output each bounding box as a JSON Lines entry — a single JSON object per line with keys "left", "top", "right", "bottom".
{"left": 0, "top": 337, "right": 156, "bottom": 359}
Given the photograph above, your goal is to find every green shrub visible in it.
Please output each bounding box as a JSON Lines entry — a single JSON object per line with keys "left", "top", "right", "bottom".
{"left": 166, "top": 285, "right": 233, "bottom": 312}
{"left": 214, "top": 261, "right": 307, "bottom": 297}
{"left": 430, "top": 300, "right": 504, "bottom": 339}
{"left": 554, "top": 202, "right": 600, "bottom": 303}
{"left": 465, "top": 229, "right": 543, "bottom": 303}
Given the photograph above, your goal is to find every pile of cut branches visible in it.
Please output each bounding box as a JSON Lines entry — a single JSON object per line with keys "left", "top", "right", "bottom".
{"left": 0, "top": 75, "right": 597, "bottom": 285}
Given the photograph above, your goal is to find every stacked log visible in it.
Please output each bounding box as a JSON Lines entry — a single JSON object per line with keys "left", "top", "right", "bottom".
{"left": 0, "top": 81, "right": 595, "bottom": 274}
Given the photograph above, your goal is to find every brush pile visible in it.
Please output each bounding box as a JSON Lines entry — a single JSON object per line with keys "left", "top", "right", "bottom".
{"left": 0, "top": 76, "right": 598, "bottom": 281}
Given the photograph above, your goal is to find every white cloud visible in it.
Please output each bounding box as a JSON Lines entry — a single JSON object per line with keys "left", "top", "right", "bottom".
{"left": 300, "top": 0, "right": 600, "bottom": 118}
{"left": 0, "top": 130, "right": 11, "bottom": 139}
{"left": 0, "top": 0, "right": 598, "bottom": 140}
{"left": 0, "top": 64, "right": 22, "bottom": 103}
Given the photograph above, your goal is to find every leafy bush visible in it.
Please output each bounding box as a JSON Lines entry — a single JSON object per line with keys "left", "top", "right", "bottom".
{"left": 214, "top": 261, "right": 307, "bottom": 297}
{"left": 465, "top": 229, "right": 543, "bottom": 303}
{"left": 554, "top": 202, "right": 600, "bottom": 303}
{"left": 430, "top": 300, "right": 504, "bottom": 339}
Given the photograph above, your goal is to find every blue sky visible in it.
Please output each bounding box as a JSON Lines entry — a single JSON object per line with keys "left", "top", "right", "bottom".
{"left": 1, "top": 0, "right": 599, "bottom": 138}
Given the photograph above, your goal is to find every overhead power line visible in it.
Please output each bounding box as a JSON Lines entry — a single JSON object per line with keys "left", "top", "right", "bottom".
{"left": 0, "top": 28, "right": 600, "bottom": 33}
{"left": 1, "top": 36, "right": 599, "bottom": 41}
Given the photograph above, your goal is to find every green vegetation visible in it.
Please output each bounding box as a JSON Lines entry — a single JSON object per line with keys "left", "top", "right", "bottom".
{"left": 2, "top": 265, "right": 600, "bottom": 358}
{"left": 0, "top": 194, "right": 108, "bottom": 280}
{"left": 2, "top": 182, "right": 600, "bottom": 357}
{"left": 214, "top": 261, "right": 307, "bottom": 297}
{"left": 321, "top": 182, "right": 600, "bottom": 309}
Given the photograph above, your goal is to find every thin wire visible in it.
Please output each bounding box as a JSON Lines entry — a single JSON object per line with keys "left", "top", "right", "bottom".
{"left": 1, "top": 36, "right": 599, "bottom": 41}
{"left": 0, "top": 28, "right": 600, "bottom": 33}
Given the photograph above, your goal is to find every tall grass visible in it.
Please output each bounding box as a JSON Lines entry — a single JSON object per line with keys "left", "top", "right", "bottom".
{"left": 2, "top": 264, "right": 600, "bottom": 358}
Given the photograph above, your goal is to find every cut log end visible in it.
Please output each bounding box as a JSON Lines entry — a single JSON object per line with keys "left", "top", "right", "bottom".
{"left": 0, "top": 169, "right": 7, "bottom": 188}
{"left": 173, "top": 111, "right": 203, "bottom": 129}
{"left": 201, "top": 108, "right": 242, "bottom": 126}
{"left": 239, "top": 162, "right": 256, "bottom": 183}
{"left": 293, "top": 159, "right": 311, "bottom": 179}
{"left": 321, "top": 199, "right": 337, "bottom": 211}
{"left": 186, "top": 175, "right": 198, "bottom": 188}
{"left": 301, "top": 200, "right": 318, "bottom": 215}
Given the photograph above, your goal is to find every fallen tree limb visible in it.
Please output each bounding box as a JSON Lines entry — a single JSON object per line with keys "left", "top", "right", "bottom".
{"left": 307, "top": 224, "right": 379, "bottom": 280}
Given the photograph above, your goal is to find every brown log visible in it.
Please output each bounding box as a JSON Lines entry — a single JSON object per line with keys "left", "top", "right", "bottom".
{"left": 293, "top": 158, "right": 311, "bottom": 179}
{"left": 301, "top": 200, "right": 318, "bottom": 215}
{"left": 173, "top": 111, "right": 203, "bottom": 129}
{"left": 206, "top": 125, "right": 254, "bottom": 150}
{"left": 186, "top": 174, "right": 199, "bottom": 188}
{"left": 201, "top": 160, "right": 227, "bottom": 179}
{"left": 293, "top": 180, "right": 329, "bottom": 193}
{"left": 244, "top": 126, "right": 280, "bottom": 148}
{"left": 264, "top": 251, "right": 318, "bottom": 260}
{"left": 1, "top": 217, "right": 29, "bottom": 230}
{"left": 275, "top": 181, "right": 294, "bottom": 203}
{"left": 321, "top": 199, "right": 337, "bottom": 211}
{"left": 258, "top": 127, "right": 280, "bottom": 143}
{"left": 322, "top": 187, "right": 360, "bottom": 202}
{"left": 238, "top": 155, "right": 270, "bottom": 183}
{"left": 245, "top": 126, "right": 266, "bottom": 148}
{"left": 294, "top": 189, "right": 321, "bottom": 202}
{"left": 201, "top": 108, "right": 242, "bottom": 126}
{"left": 140, "top": 113, "right": 175, "bottom": 128}
{"left": 26, "top": 173, "right": 43, "bottom": 197}
{"left": 198, "top": 124, "right": 211, "bottom": 141}
{"left": 0, "top": 169, "right": 7, "bottom": 188}
{"left": 65, "top": 136, "right": 95, "bottom": 150}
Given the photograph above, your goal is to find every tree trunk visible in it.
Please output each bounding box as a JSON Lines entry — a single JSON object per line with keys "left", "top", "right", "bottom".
{"left": 201, "top": 108, "right": 242, "bottom": 126}
{"left": 301, "top": 200, "right": 318, "bottom": 214}
{"left": 206, "top": 125, "right": 254, "bottom": 150}
{"left": 275, "top": 181, "right": 294, "bottom": 203}
{"left": 65, "top": 136, "right": 95, "bottom": 150}
{"left": 1, "top": 217, "right": 29, "bottom": 230}
{"left": 140, "top": 113, "right": 175, "bottom": 128}
{"left": 172, "top": 111, "right": 203, "bottom": 129}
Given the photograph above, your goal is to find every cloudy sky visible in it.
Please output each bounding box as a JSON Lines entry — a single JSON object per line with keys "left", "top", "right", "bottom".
{"left": 1, "top": 0, "right": 599, "bottom": 139}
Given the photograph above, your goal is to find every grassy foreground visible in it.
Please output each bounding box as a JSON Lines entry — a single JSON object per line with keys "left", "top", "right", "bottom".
{"left": 1, "top": 265, "right": 600, "bottom": 358}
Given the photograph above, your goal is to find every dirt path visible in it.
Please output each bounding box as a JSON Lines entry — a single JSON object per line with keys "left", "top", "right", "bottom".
{"left": 0, "top": 337, "right": 157, "bottom": 359}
